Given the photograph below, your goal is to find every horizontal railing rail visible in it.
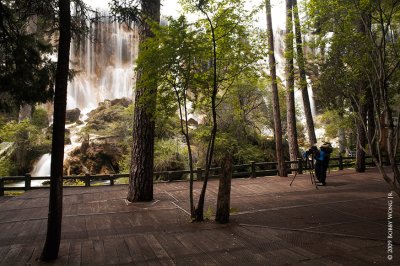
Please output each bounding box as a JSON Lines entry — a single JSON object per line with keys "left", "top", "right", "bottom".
{"left": 0, "top": 155, "right": 398, "bottom": 196}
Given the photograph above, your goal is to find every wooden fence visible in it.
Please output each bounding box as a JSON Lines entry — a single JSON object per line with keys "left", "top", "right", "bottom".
{"left": 0, "top": 155, "right": 391, "bottom": 196}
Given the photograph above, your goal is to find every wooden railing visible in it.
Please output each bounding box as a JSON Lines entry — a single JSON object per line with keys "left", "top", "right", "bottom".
{"left": 0, "top": 155, "right": 394, "bottom": 196}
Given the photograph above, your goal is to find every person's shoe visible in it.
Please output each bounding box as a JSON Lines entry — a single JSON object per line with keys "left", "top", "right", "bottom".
{"left": 317, "top": 182, "right": 326, "bottom": 186}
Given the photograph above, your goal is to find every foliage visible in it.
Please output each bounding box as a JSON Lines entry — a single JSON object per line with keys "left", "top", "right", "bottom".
{"left": 32, "top": 108, "right": 49, "bottom": 129}
{"left": 0, "top": 158, "right": 15, "bottom": 176}
{"left": 0, "top": 117, "right": 51, "bottom": 175}
{"left": 154, "top": 139, "right": 189, "bottom": 173}
{"left": 0, "top": 0, "right": 90, "bottom": 112}
{"left": 320, "top": 110, "right": 355, "bottom": 140}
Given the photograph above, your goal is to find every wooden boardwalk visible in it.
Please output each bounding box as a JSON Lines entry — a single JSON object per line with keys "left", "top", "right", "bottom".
{"left": 0, "top": 168, "right": 399, "bottom": 265}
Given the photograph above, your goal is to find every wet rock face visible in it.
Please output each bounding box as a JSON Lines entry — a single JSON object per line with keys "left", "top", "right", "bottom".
{"left": 66, "top": 108, "right": 81, "bottom": 123}
{"left": 64, "top": 139, "right": 124, "bottom": 175}
{"left": 63, "top": 98, "right": 132, "bottom": 176}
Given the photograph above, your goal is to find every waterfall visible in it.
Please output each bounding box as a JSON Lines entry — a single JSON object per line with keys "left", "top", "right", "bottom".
{"left": 30, "top": 153, "right": 51, "bottom": 177}
{"left": 30, "top": 15, "right": 138, "bottom": 177}
{"left": 67, "top": 16, "right": 138, "bottom": 113}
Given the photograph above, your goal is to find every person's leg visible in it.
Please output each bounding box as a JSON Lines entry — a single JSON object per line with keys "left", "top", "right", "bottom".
{"left": 315, "top": 161, "right": 321, "bottom": 181}
{"left": 320, "top": 162, "right": 328, "bottom": 185}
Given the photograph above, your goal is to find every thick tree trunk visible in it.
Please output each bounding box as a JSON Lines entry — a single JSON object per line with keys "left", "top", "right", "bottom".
{"left": 292, "top": 0, "right": 317, "bottom": 145}
{"left": 127, "top": 0, "right": 160, "bottom": 202}
{"left": 215, "top": 154, "right": 233, "bottom": 224}
{"left": 41, "top": 0, "right": 71, "bottom": 261}
{"left": 285, "top": 0, "right": 299, "bottom": 170}
{"left": 266, "top": 0, "right": 287, "bottom": 177}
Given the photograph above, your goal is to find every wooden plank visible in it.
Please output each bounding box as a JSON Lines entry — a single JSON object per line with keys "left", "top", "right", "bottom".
{"left": 0, "top": 244, "right": 23, "bottom": 266}
{"left": 80, "top": 240, "right": 94, "bottom": 265}
{"left": 92, "top": 239, "right": 106, "bottom": 265}
{"left": 101, "top": 238, "right": 120, "bottom": 265}
{"left": 143, "top": 234, "right": 174, "bottom": 264}
{"left": 124, "top": 236, "right": 147, "bottom": 264}
{"left": 66, "top": 241, "right": 82, "bottom": 266}
{"left": 112, "top": 237, "right": 134, "bottom": 264}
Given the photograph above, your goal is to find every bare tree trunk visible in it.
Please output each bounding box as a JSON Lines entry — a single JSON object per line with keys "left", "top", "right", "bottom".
{"left": 338, "top": 128, "right": 346, "bottom": 154}
{"left": 194, "top": 7, "right": 219, "bottom": 221}
{"left": 215, "top": 153, "right": 233, "bottom": 224}
{"left": 127, "top": 0, "right": 160, "bottom": 202}
{"left": 41, "top": 0, "right": 71, "bottom": 261}
{"left": 266, "top": 0, "right": 287, "bottom": 177}
{"left": 292, "top": 0, "right": 317, "bottom": 145}
{"left": 367, "top": 84, "right": 376, "bottom": 156}
{"left": 355, "top": 101, "right": 366, "bottom": 172}
{"left": 175, "top": 88, "right": 195, "bottom": 219}
{"left": 285, "top": 0, "right": 299, "bottom": 170}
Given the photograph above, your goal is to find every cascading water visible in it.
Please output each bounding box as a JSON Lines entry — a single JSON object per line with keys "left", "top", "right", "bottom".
{"left": 68, "top": 16, "right": 138, "bottom": 113}
{"left": 30, "top": 14, "right": 138, "bottom": 178}
{"left": 30, "top": 154, "right": 52, "bottom": 177}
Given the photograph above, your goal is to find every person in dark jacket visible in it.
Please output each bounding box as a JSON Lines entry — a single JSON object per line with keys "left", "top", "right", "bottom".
{"left": 314, "top": 142, "right": 332, "bottom": 186}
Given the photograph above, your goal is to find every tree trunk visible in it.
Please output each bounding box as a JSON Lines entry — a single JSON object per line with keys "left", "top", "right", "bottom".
{"left": 266, "top": 0, "right": 287, "bottom": 177}
{"left": 367, "top": 85, "right": 376, "bottom": 156}
{"left": 285, "top": 0, "right": 299, "bottom": 170}
{"left": 41, "top": 0, "right": 71, "bottom": 261}
{"left": 338, "top": 128, "right": 346, "bottom": 154}
{"left": 194, "top": 8, "right": 219, "bottom": 221}
{"left": 354, "top": 12, "right": 371, "bottom": 173}
{"left": 292, "top": 0, "right": 317, "bottom": 145}
{"left": 176, "top": 89, "right": 195, "bottom": 219}
{"left": 215, "top": 153, "right": 233, "bottom": 224}
{"left": 355, "top": 101, "right": 366, "bottom": 172}
{"left": 127, "top": 0, "right": 160, "bottom": 202}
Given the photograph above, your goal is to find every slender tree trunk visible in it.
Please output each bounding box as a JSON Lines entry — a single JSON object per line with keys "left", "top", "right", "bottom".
{"left": 41, "top": 0, "right": 71, "bottom": 261}
{"left": 338, "top": 128, "right": 346, "bottom": 154}
{"left": 285, "top": 0, "right": 299, "bottom": 170}
{"left": 215, "top": 153, "right": 233, "bottom": 224}
{"left": 367, "top": 92, "right": 375, "bottom": 155}
{"left": 127, "top": 0, "right": 160, "bottom": 202}
{"left": 266, "top": 0, "right": 287, "bottom": 177}
{"left": 194, "top": 9, "right": 219, "bottom": 221}
{"left": 354, "top": 12, "right": 371, "bottom": 173}
{"left": 292, "top": 0, "right": 317, "bottom": 145}
{"left": 176, "top": 89, "right": 195, "bottom": 218}
{"left": 355, "top": 101, "right": 367, "bottom": 172}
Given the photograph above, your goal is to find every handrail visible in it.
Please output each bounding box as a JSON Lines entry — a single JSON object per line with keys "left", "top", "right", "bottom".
{"left": 0, "top": 155, "right": 396, "bottom": 196}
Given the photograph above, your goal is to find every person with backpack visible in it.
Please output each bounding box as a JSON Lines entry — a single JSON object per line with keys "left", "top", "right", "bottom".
{"left": 314, "top": 142, "right": 333, "bottom": 186}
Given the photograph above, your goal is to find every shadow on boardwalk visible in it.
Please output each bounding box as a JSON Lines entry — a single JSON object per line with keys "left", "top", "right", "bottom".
{"left": 0, "top": 168, "right": 399, "bottom": 265}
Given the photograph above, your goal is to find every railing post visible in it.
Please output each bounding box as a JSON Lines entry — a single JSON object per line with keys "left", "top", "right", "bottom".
{"left": 196, "top": 167, "right": 202, "bottom": 181}
{"left": 251, "top": 161, "right": 256, "bottom": 178}
{"left": 25, "top": 173, "right": 31, "bottom": 191}
{"left": 85, "top": 173, "right": 90, "bottom": 187}
{"left": 167, "top": 171, "right": 173, "bottom": 182}
{"left": 298, "top": 158, "right": 303, "bottom": 174}
{"left": 0, "top": 178, "right": 4, "bottom": 196}
{"left": 110, "top": 174, "right": 114, "bottom": 186}
{"left": 339, "top": 155, "right": 343, "bottom": 170}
